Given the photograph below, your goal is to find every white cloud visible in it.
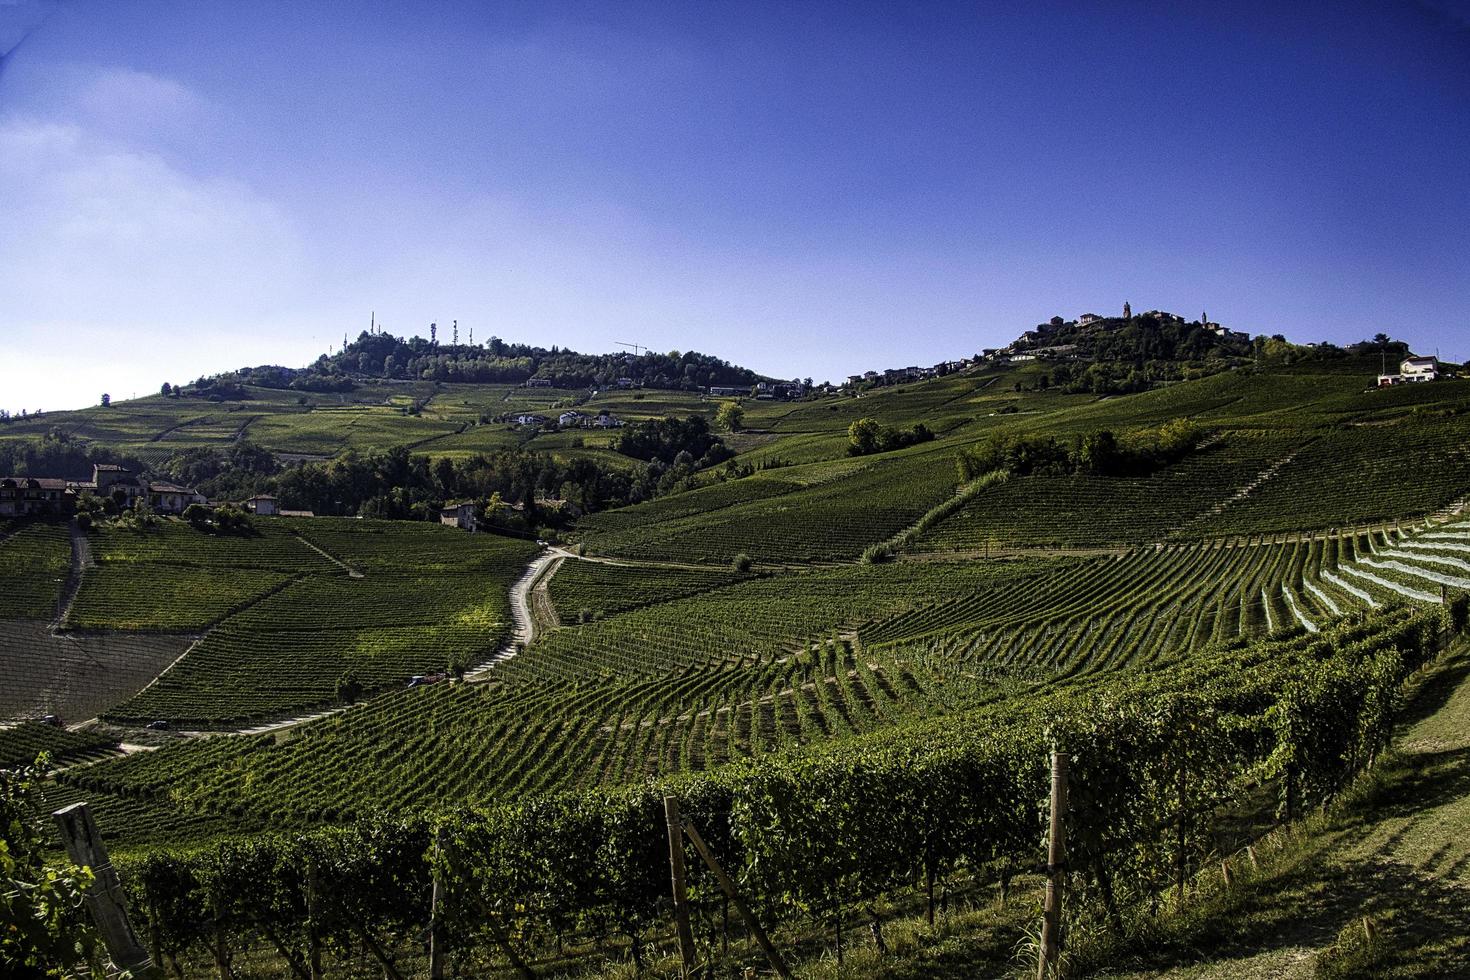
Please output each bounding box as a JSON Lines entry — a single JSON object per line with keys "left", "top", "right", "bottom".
{"left": 0, "top": 64, "right": 321, "bottom": 412}
{"left": 0, "top": 115, "right": 313, "bottom": 404}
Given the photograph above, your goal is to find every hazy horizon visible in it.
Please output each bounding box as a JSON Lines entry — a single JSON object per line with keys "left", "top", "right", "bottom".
{"left": 3, "top": 0, "right": 1468, "bottom": 413}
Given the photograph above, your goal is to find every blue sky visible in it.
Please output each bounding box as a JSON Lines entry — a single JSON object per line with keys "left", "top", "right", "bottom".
{"left": 2, "top": 1, "right": 1468, "bottom": 412}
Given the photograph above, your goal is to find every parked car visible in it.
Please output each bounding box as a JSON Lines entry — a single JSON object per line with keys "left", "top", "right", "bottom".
{"left": 407, "top": 673, "right": 447, "bottom": 689}
{"left": 39, "top": 714, "right": 62, "bottom": 728}
{"left": 146, "top": 720, "right": 171, "bottom": 731}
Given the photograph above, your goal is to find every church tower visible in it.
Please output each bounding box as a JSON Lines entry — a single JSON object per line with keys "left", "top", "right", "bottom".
{"left": 1123, "top": 301, "right": 1131, "bottom": 319}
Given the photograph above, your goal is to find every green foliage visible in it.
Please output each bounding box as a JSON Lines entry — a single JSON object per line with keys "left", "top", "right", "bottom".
{"left": 85, "top": 519, "right": 536, "bottom": 725}
{"left": 612, "top": 415, "right": 730, "bottom": 467}
{"left": 96, "top": 605, "right": 1456, "bottom": 975}
{"left": 0, "top": 522, "right": 70, "bottom": 619}
{"left": 1, "top": 760, "right": 102, "bottom": 978}
{"left": 548, "top": 561, "right": 750, "bottom": 620}
{"left": 847, "top": 417, "right": 933, "bottom": 456}
{"left": 714, "top": 400, "right": 745, "bottom": 432}
{"left": 731, "top": 552, "right": 753, "bottom": 573}
{"left": 955, "top": 419, "right": 1204, "bottom": 481}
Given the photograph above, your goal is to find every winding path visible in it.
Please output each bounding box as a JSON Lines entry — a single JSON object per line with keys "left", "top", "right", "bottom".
{"left": 463, "top": 550, "right": 563, "bottom": 681}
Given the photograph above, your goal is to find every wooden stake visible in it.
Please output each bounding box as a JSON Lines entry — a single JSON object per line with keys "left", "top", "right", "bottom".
{"left": 1220, "top": 859, "right": 1233, "bottom": 890}
{"left": 1246, "top": 845, "right": 1259, "bottom": 871}
{"left": 1037, "top": 751, "right": 1068, "bottom": 980}
{"left": 428, "top": 827, "right": 448, "bottom": 980}
{"left": 306, "top": 859, "right": 324, "bottom": 980}
{"left": 51, "top": 802, "right": 162, "bottom": 979}
{"left": 664, "top": 796, "right": 698, "bottom": 977}
{"left": 682, "top": 817, "right": 793, "bottom": 980}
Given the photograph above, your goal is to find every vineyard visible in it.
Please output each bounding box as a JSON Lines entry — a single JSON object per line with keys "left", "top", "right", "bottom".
{"left": 547, "top": 562, "right": 755, "bottom": 621}
{"left": 580, "top": 450, "right": 964, "bottom": 564}
{"left": 0, "top": 723, "right": 118, "bottom": 769}
{"left": 41, "top": 519, "right": 1470, "bottom": 855}
{"left": 89, "top": 520, "right": 538, "bottom": 726}
{"left": 0, "top": 622, "right": 196, "bottom": 723}
{"left": 8, "top": 352, "right": 1470, "bottom": 976}
{"left": 0, "top": 520, "right": 71, "bottom": 619}
{"left": 55, "top": 599, "right": 1465, "bottom": 977}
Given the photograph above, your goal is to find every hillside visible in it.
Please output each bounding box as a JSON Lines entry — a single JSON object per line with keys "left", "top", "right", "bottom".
{"left": 5, "top": 336, "right": 1470, "bottom": 977}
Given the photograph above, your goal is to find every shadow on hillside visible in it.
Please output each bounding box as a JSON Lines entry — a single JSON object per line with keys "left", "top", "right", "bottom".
{"left": 1394, "top": 649, "right": 1470, "bottom": 731}
{"left": 1097, "top": 740, "right": 1470, "bottom": 978}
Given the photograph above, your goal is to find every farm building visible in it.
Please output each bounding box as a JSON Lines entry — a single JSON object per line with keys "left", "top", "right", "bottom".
{"left": 525, "top": 378, "right": 554, "bottom": 388}
{"left": 78, "top": 464, "right": 145, "bottom": 505}
{"left": 0, "top": 477, "right": 70, "bottom": 517}
{"left": 440, "top": 501, "right": 477, "bottom": 530}
{"left": 1402, "top": 356, "right": 1439, "bottom": 381}
{"left": 0, "top": 464, "right": 205, "bottom": 516}
{"left": 245, "top": 495, "right": 279, "bottom": 516}
{"left": 144, "top": 482, "right": 207, "bottom": 515}
{"left": 514, "top": 414, "right": 548, "bottom": 427}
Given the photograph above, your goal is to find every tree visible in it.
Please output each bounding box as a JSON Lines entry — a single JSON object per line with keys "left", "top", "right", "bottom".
{"left": 731, "top": 552, "right": 753, "bottom": 573}
{"left": 848, "top": 417, "right": 883, "bottom": 456}
{"left": 715, "top": 400, "right": 745, "bottom": 432}
{"left": 336, "top": 670, "right": 363, "bottom": 705}
{"left": 160, "top": 382, "right": 172, "bottom": 396}
{"left": 99, "top": 393, "right": 110, "bottom": 407}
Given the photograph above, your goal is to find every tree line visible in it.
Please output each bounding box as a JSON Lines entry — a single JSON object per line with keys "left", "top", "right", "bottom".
{"left": 193, "top": 331, "right": 768, "bottom": 396}
{"left": 956, "top": 418, "right": 1205, "bottom": 480}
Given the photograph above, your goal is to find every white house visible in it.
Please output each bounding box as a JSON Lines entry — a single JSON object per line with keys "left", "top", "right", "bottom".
{"left": 514, "top": 414, "right": 547, "bottom": 426}
{"left": 592, "top": 414, "right": 623, "bottom": 428}
{"left": 1401, "top": 356, "right": 1439, "bottom": 382}
{"left": 1379, "top": 356, "right": 1440, "bottom": 387}
{"left": 558, "top": 411, "right": 583, "bottom": 426}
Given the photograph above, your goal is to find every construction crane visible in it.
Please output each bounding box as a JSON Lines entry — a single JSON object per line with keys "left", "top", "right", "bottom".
{"left": 615, "top": 341, "right": 648, "bottom": 356}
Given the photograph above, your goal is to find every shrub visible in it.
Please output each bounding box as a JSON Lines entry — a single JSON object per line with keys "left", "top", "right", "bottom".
{"left": 731, "top": 553, "right": 753, "bottom": 573}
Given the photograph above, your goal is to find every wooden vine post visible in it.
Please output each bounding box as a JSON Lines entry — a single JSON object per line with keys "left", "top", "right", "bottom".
{"left": 664, "top": 796, "right": 698, "bottom": 977}
{"left": 680, "top": 815, "right": 792, "bottom": 980}
{"left": 52, "top": 802, "right": 162, "bottom": 980}
{"left": 306, "top": 857, "right": 324, "bottom": 980}
{"left": 428, "top": 826, "right": 448, "bottom": 980}
{"left": 1037, "top": 751, "right": 1068, "bottom": 980}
